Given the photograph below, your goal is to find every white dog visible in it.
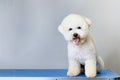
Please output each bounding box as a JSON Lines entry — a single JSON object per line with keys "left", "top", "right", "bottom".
{"left": 58, "top": 14, "right": 104, "bottom": 77}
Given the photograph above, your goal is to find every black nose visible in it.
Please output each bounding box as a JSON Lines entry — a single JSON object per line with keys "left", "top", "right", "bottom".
{"left": 73, "top": 33, "right": 78, "bottom": 37}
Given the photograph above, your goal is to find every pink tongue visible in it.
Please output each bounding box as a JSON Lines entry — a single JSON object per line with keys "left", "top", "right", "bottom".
{"left": 73, "top": 38, "right": 80, "bottom": 43}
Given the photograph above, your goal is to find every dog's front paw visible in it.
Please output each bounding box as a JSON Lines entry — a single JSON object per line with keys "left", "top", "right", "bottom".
{"left": 85, "top": 60, "right": 97, "bottom": 77}
{"left": 67, "top": 70, "right": 80, "bottom": 77}
{"left": 85, "top": 70, "right": 96, "bottom": 77}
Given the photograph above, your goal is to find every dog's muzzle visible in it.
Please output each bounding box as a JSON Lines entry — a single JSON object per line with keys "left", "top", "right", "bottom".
{"left": 72, "top": 33, "right": 80, "bottom": 44}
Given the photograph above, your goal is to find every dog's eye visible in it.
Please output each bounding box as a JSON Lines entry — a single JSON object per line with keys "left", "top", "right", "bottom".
{"left": 77, "top": 26, "right": 81, "bottom": 29}
{"left": 69, "top": 28, "right": 72, "bottom": 31}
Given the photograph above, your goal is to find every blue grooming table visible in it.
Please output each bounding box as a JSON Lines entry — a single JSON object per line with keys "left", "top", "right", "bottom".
{"left": 0, "top": 69, "right": 119, "bottom": 80}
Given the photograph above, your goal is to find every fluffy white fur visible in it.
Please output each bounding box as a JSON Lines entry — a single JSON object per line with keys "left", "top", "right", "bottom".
{"left": 58, "top": 14, "right": 104, "bottom": 77}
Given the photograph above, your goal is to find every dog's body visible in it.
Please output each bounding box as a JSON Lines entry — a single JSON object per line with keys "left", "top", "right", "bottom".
{"left": 58, "top": 14, "right": 104, "bottom": 77}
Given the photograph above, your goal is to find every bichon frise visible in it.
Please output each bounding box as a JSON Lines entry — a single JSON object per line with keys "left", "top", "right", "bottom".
{"left": 58, "top": 14, "right": 104, "bottom": 77}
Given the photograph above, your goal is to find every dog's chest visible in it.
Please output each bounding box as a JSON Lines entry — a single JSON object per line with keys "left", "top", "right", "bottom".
{"left": 68, "top": 43, "right": 95, "bottom": 64}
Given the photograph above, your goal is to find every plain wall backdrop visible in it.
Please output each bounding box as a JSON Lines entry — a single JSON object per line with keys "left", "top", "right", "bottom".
{"left": 0, "top": 0, "right": 120, "bottom": 74}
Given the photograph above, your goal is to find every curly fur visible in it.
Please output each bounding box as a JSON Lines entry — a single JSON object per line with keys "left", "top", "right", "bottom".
{"left": 58, "top": 14, "right": 104, "bottom": 77}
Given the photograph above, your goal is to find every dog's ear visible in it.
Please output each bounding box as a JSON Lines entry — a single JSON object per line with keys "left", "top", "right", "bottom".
{"left": 58, "top": 25, "right": 69, "bottom": 40}
{"left": 83, "top": 16, "right": 92, "bottom": 27}
{"left": 58, "top": 25, "right": 64, "bottom": 34}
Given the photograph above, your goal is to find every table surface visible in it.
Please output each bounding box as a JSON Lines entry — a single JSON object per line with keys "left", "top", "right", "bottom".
{"left": 0, "top": 69, "right": 119, "bottom": 78}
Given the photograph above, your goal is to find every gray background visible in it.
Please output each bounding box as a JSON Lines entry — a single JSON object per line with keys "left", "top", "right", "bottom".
{"left": 0, "top": 0, "right": 120, "bottom": 74}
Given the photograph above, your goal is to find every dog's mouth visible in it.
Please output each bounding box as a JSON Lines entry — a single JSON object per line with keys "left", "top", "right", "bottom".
{"left": 73, "top": 36, "right": 80, "bottom": 45}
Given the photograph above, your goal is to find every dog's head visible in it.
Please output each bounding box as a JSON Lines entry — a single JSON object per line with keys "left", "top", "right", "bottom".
{"left": 58, "top": 14, "right": 91, "bottom": 45}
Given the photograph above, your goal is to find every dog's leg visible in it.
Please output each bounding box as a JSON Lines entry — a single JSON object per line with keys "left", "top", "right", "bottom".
{"left": 67, "top": 60, "right": 80, "bottom": 76}
{"left": 97, "top": 56, "right": 104, "bottom": 72}
{"left": 85, "top": 59, "right": 96, "bottom": 77}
